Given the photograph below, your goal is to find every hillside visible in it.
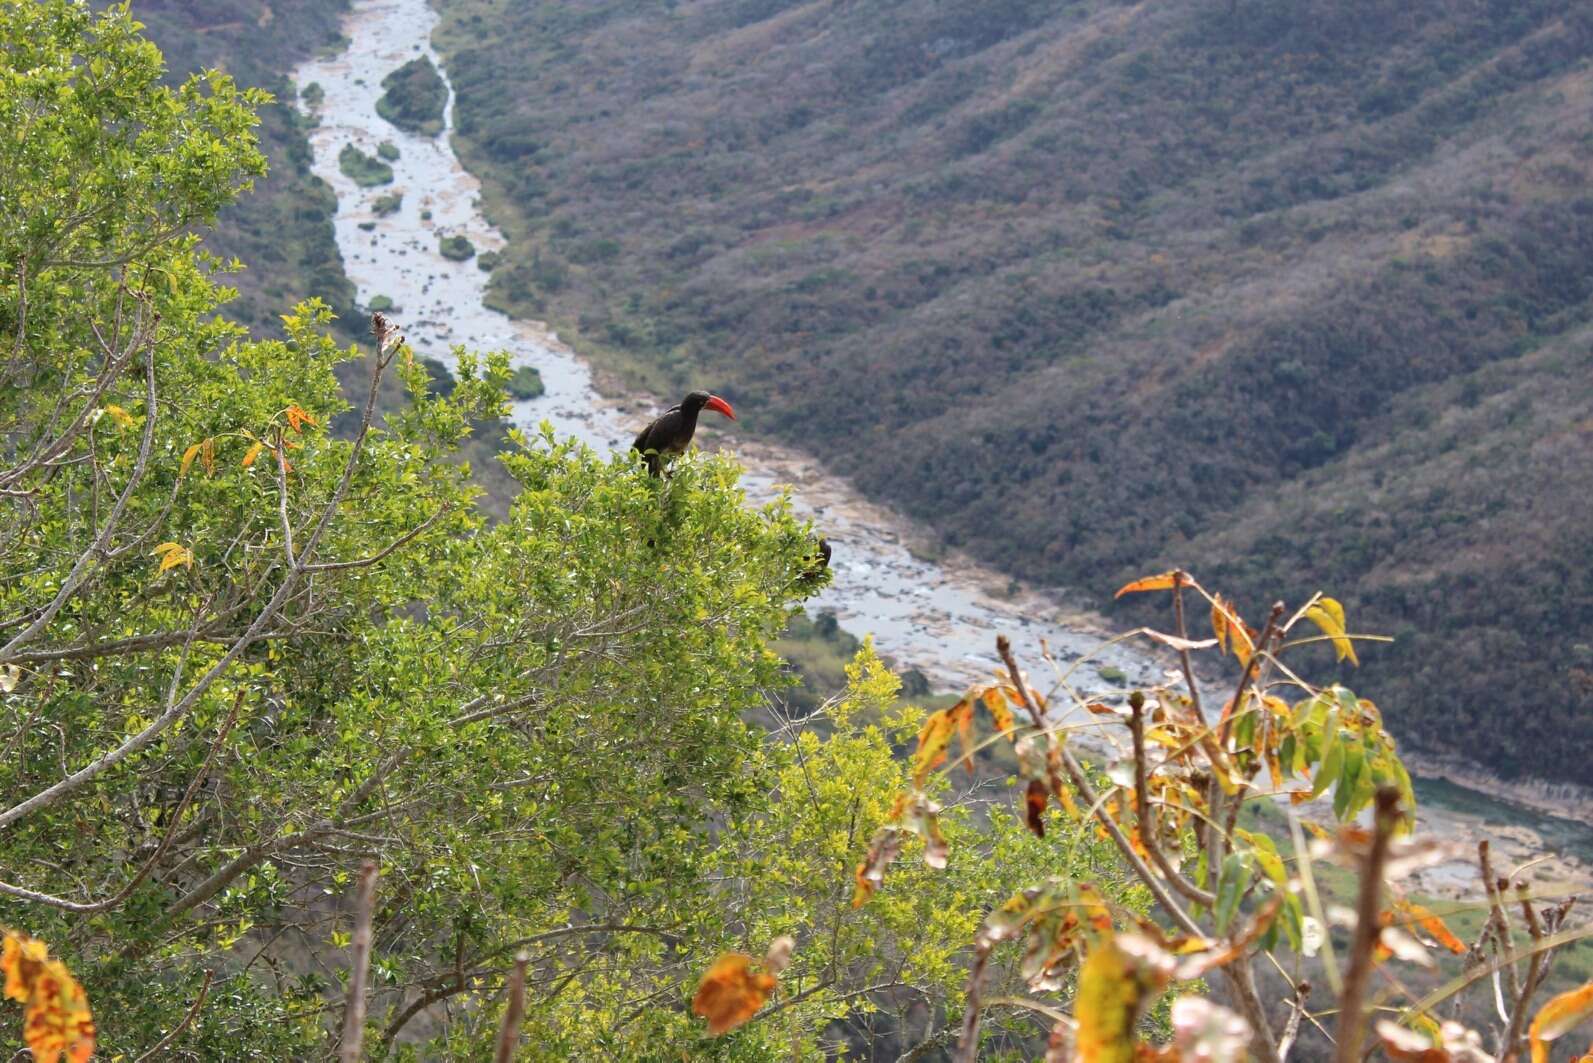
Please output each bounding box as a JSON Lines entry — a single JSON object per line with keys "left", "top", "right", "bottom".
{"left": 125, "top": 0, "right": 355, "bottom": 336}
{"left": 432, "top": 0, "right": 1593, "bottom": 788}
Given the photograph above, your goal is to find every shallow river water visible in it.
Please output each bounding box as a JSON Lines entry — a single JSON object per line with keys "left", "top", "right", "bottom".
{"left": 294, "top": 0, "right": 1592, "bottom": 896}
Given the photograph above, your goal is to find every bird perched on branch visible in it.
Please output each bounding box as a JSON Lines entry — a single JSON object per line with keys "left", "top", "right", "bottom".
{"left": 632, "top": 391, "right": 736, "bottom": 476}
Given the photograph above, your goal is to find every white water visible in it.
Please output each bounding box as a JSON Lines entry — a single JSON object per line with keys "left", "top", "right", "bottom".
{"left": 293, "top": 0, "right": 1592, "bottom": 895}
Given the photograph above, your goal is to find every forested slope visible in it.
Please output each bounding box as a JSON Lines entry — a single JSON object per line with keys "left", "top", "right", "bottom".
{"left": 124, "top": 0, "right": 354, "bottom": 335}
{"left": 432, "top": 0, "right": 1593, "bottom": 787}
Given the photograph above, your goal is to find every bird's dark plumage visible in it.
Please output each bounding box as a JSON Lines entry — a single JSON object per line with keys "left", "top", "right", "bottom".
{"left": 632, "top": 390, "right": 736, "bottom": 475}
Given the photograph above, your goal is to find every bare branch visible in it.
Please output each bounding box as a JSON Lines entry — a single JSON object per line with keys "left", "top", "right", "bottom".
{"left": 339, "top": 861, "right": 380, "bottom": 1063}
{"left": 493, "top": 952, "right": 530, "bottom": 1063}
{"left": 1333, "top": 787, "right": 1402, "bottom": 1063}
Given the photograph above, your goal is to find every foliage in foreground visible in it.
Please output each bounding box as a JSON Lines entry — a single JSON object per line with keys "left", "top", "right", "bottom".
{"left": 0, "top": 5, "right": 1123, "bottom": 1057}
{"left": 833, "top": 571, "right": 1593, "bottom": 1062}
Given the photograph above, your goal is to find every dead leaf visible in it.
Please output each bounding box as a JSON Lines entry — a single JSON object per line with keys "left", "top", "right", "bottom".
{"left": 283, "top": 404, "right": 319, "bottom": 434}
{"left": 1396, "top": 900, "right": 1467, "bottom": 955}
{"left": 1145, "top": 630, "right": 1218, "bottom": 653}
{"left": 1171, "top": 996, "right": 1252, "bottom": 1062}
{"left": 898, "top": 792, "right": 948, "bottom": 869}
{"left": 852, "top": 828, "right": 902, "bottom": 907}
{"left": 692, "top": 952, "right": 778, "bottom": 1036}
{"left": 1025, "top": 779, "right": 1048, "bottom": 839}
{"left": 2, "top": 932, "right": 95, "bottom": 1063}
{"left": 241, "top": 441, "right": 264, "bottom": 469}
{"left": 980, "top": 686, "right": 1017, "bottom": 737}
{"left": 911, "top": 709, "right": 956, "bottom": 786}
{"left": 1531, "top": 982, "right": 1593, "bottom": 1063}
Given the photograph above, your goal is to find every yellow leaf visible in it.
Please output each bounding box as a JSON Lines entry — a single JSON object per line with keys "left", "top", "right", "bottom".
{"left": 1210, "top": 595, "right": 1254, "bottom": 665}
{"left": 692, "top": 952, "right": 778, "bottom": 1036}
{"left": 179, "top": 441, "right": 204, "bottom": 478}
{"left": 100, "top": 404, "right": 133, "bottom": 429}
{"left": 241, "top": 441, "right": 264, "bottom": 469}
{"left": 151, "top": 542, "right": 193, "bottom": 572}
{"left": 1074, "top": 939, "right": 1140, "bottom": 1063}
{"left": 200, "top": 437, "right": 216, "bottom": 477}
{"left": 1304, "top": 596, "right": 1359, "bottom": 666}
{"left": 911, "top": 708, "right": 957, "bottom": 786}
{"left": 1531, "top": 982, "right": 1593, "bottom": 1063}
{"left": 1114, "top": 571, "right": 1180, "bottom": 598}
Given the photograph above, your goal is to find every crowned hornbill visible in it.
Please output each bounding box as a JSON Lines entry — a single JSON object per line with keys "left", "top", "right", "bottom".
{"left": 632, "top": 391, "right": 736, "bottom": 475}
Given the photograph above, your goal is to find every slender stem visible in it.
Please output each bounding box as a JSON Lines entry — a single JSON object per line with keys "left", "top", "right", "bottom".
{"left": 1333, "top": 788, "right": 1402, "bottom": 1063}
{"left": 1130, "top": 695, "right": 1214, "bottom": 905}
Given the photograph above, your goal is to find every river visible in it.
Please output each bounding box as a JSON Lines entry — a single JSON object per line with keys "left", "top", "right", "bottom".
{"left": 292, "top": 0, "right": 1593, "bottom": 898}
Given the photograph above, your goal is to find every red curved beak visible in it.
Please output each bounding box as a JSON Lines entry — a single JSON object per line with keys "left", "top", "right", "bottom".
{"left": 705, "top": 395, "right": 736, "bottom": 421}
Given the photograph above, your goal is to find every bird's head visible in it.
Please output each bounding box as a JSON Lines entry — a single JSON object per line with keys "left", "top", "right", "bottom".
{"left": 684, "top": 390, "right": 736, "bottom": 420}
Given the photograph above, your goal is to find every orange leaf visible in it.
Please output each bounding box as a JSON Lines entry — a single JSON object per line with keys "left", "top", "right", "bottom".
{"left": 980, "top": 686, "right": 1017, "bottom": 738}
{"left": 1396, "top": 900, "right": 1467, "bottom": 955}
{"left": 200, "top": 436, "right": 215, "bottom": 476}
{"left": 1025, "top": 779, "right": 1048, "bottom": 839}
{"left": 952, "top": 698, "right": 976, "bottom": 773}
{"left": 241, "top": 441, "right": 264, "bottom": 469}
{"left": 692, "top": 952, "right": 778, "bottom": 1036}
{"left": 283, "top": 404, "right": 319, "bottom": 433}
{"left": 2, "top": 933, "right": 94, "bottom": 1063}
{"left": 1531, "top": 981, "right": 1593, "bottom": 1063}
{"left": 912, "top": 709, "right": 956, "bottom": 786}
{"left": 1114, "top": 572, "right": 1180, "bottom": 598}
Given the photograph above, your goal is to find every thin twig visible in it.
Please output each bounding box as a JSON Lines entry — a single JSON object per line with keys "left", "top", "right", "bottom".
{"left": 1130, "top": 693, "right": 1214, "bottom": 905}
{"left": 1501, "top": 881, "right": 1548, "bottom": 1056}
{"left": 132, "top": 969, "right": 213, "bottom": 1063}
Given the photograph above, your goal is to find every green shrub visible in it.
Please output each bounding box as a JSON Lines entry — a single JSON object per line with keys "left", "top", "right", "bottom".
{"left": 376, "top": 56, "right": 446, "bottom": 135}
{"left": 439, "top": 234, "right": 476, "bottom": 260}
{"left": 507, "top": 364, "right": 545, "bottom": 399}
{"left": 338, "top": 142, "right": 393, "bottom": 186}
